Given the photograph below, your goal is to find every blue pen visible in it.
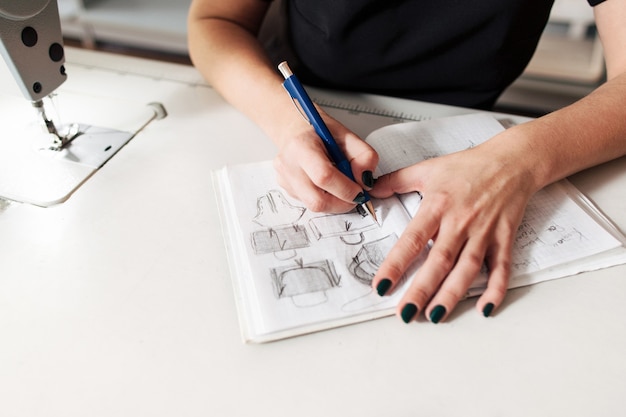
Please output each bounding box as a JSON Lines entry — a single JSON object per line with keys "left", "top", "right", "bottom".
{"left": 278, "top": 61, "right": 377, "bottom": 222}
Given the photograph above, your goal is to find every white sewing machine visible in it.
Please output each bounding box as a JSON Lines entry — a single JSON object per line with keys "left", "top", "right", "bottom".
{"left": 0, "top": 0, "right": 165, "bottom": 206}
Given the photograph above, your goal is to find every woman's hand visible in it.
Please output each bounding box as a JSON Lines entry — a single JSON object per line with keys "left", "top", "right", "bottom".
{"left": 273, "top": 109, "right": 379, "bottom": 213}
{"left": 370, "top": 137, "right": 538, "bottom": 323}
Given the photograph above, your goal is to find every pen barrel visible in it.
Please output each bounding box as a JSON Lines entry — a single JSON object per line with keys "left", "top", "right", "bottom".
{"left": 335, "top": 159, "right": 356, "bottom": 182}
{"left": 282, "top": 77, "right": 351, "bottom": 171}
{"left": 282, "top": 73, "right": 370, "bottom": 204}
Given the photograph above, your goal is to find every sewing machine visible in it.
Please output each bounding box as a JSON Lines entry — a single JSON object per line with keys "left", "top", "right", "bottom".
{"left": 0, "top": 0, "right": 165, "bottom": 206}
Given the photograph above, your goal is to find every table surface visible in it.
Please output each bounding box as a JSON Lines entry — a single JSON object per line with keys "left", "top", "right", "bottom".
{"left": 1, "top": 48, "right": 625, "bottom": 417}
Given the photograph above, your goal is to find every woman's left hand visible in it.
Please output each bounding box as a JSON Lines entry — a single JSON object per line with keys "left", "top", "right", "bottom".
{"left": 370, "top": 139, "right": 537, "bottom": 323}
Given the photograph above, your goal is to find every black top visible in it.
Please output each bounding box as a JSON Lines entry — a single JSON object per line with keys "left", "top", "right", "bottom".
{"left": 279, "top": 0, "right": 602, "bottom": 109}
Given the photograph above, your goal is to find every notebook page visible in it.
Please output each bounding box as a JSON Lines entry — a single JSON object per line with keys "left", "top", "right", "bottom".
{"left": 364, "top": 113, "right": 624, "bottom": 295}
{"left": 220, "top": 161, "right": 422, "bottom": 341}
{"left": 365, "top": 113, "right": 505, "bottom": 175}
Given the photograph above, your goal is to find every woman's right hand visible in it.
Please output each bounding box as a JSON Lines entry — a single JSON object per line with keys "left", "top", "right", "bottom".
{"left": 273, "top": 109, "right": 379, "bottom": 213}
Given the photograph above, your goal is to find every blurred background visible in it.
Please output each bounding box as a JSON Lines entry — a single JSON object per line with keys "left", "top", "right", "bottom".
{"left": 57, "top": 0, "right": 605, "bottom": 118}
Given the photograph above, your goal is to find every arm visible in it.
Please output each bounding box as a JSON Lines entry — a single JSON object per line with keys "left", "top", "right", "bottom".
{"left": 370, "top": 0, "right": 626, "bottom": 323}
{"left": 187, "top": 0, "right": 378, "bottom": 213}
{"left": 511, "top": 0, "right": 626, "bottom": 187}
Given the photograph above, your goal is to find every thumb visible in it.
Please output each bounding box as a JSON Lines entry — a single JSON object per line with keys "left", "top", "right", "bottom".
{"left": 370, "top": 164, "right": 426, "bottom": 198}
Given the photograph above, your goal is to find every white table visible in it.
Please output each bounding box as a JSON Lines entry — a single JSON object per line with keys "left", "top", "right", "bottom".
{"left": 1, "top": 48, "right": 625, "bottom": 417}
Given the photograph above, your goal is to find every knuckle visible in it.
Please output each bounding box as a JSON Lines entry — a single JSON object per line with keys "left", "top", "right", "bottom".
{"left": 428, "top": 193, "right": 454, "bottom": 215}
{"left": 437, "top": 286, "right": 465, "bottom": 302}
{"left": 381, "top": 262, "right": 407, "bottom": 281}
{"left": 497, "top": 258, "right": 512, "bottom": 276}
{"left": 408, "top": 286, "right": 433, "bottom": 306}
{"left": 309, "top": 165, "right": 335, "bottom": 188}
{"left": 304, "top": 196, "right": 327, "bottom": 213}
{"left": 488, "top": 275, "right": 509, "bottom": 299}
{"left": 488, "top": 253, "right": 513, "bottom": 277}
{"left": 361, "top": 147, "right": 379, "bottom": 165}
{"left": 463, "top": 250, "right": 485, "bottom": 272}
{"left": 400, "top": 229, "right": 430, "bottom": 255}
{"left": 430, "top": 246, "right": 457, "bottom": 272}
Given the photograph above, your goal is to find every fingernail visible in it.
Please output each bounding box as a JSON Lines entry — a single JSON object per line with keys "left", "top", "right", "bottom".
{"left": 400, "top": 303, "right": 418, "bottom": 323}
{"left": 482, "top": 302, "right": 495, "bottom": 317}
{"left": 362, "top": 171, "right": 376, "bottom": 188}
{"left": 353, "top": 192, "right": 367, "bottom": 204}
{"left": 430, "top": 305, "right": 446, "bottom": 324}
{"left": 376, "top": 279, "right": 392, "bottom": 296}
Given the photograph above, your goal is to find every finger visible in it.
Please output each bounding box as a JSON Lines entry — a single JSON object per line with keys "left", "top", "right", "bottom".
{"left": 370, "top": 166, "right": 426, "bottom": 199}
{"left": 297, "top": 145, "right": 369, "bottom": 209}
{"left": 476, "top": 232, "right": 513, "bottom": 318}
{"left": 321, "top": 114, "right": 379, "bottom": 191}
{"left": 423, "top": 238, "right": 487, "bottom": 324}
{"left": 341, "top": 132, "right": 379, "bottom": 190}
{"left": 395, "top": 224, "right": 468, "bottom": 323}
{"left": 372, "top": 206, "right": 440, "bottom": 297}
{"left": 274, "top": 157, "right": 355, "bottom": 213}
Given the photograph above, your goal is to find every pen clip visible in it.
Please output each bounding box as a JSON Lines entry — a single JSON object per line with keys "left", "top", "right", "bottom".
{"left": 279, "top": 62, "right": 313, "bottom": 125}
{"left": 284, "top": 90, "right": 311, "bottom": 125}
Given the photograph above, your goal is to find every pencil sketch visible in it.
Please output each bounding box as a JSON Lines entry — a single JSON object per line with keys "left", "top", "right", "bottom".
{"left": 308, "top": 210, "right": 378, "bottom": 245}
{"left": 253, "top": 189, "right": 306, "bottom": 228}
{"left": 340, "top": 234, "right": 409, "bottom": 312}
{"left": 348, "top": 234, "right": 399, "bottom": 285}
{"left": 341, "top": 288, "right": 388, "bottom": 312}
{"left": 270, "top": 258, "right": 341, "bottom": 307}
{"left": 251, "top": 224, "right": 310, "bottom": 260}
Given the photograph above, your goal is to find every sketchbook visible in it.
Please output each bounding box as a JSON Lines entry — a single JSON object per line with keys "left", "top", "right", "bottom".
{"left": 214, "top": 113, "right": 626, "bottom": 343}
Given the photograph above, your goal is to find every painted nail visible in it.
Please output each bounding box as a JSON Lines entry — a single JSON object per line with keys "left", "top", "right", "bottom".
{"left": 401, "top": 303, "right": 418, "bottom": 323}
{"left": 353, "top": 192, "right": 367, "bottom": 204}
{"left": 482, "top": 302, "right": 495, "bottom": 317}
{"left": 376, "top": 279, "right": 392, "bottom": 296}
{"left": 362, "top": 171, "right": 375, "bottom": 188}
{"left": 430, "top": 305, "right": 446, "bottom": 324}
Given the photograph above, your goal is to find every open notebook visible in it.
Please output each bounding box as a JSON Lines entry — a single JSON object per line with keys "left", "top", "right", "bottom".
{"left": 214, "top": 113, "right": 626, "bottom": 343}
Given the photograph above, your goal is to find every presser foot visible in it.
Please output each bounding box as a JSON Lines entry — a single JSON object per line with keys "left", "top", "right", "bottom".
{"left": 48, "top": 122, "right": 82, "bottom": 151}
{"left": 32, "top": 99, "right": 82, "bottom": 151}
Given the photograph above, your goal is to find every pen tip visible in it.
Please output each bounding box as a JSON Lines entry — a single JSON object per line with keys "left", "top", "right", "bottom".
{"left": 364, "top": 201, "right": 379, "bottom": 225}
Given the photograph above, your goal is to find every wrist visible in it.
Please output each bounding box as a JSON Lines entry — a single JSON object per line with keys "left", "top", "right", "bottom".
{"left": 481, "top": 125, "right": 548, "bottom": 195}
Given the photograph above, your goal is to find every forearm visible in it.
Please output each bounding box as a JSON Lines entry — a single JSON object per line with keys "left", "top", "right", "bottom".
{"left": 489, "top": 73, "right": 626, "bottom": 193}
{"left": 506, "top": 0, "right": 626, "bottom": 191}
{"left": 187, "top": 2, "right": 298, "bottom": 142}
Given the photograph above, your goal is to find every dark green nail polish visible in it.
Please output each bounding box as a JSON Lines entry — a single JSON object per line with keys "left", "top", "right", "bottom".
{"left": 353, "top": 192, "right": 367, "bottom": 204}
{"left": 483, "top": 302, "right": 495, "bottom": 317}
{"left": 376, "top": 279, "right": 392, "bottom": 296}
{"left": 430, "top": 305, "right": 446, "bottom": 324}
{"left": 362, "top": 171, "right": 375, "bottom": 188}
{"left": 401, "top": 303, "right": 418, "bottom": 323}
